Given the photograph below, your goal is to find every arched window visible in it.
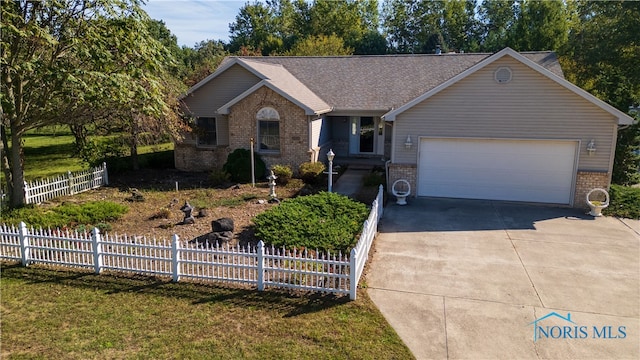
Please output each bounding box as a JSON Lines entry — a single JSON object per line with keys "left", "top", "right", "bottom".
{"left": 257, "top": 107, "right": 280, "bottom": 152}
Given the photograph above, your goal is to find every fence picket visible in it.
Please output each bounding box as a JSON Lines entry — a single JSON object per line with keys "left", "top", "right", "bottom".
{"left": 19, "top": 164, "right": 108, "bottom": 205}
{"left": 0, "top": 185, "right": 384, "bottom": 299}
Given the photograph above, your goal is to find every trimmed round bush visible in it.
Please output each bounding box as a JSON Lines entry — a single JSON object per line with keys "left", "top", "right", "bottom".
{"left": 222, "top": 148, "right": 266, "bottom": 182}
{"left": 271, "top": 164, "right": 293, "bottom": 185}
{"left": 253, "top": 192, "right": 369, "bottom": 253}
{"left": 298, "top": 161, "right": 325, "bottom": 184}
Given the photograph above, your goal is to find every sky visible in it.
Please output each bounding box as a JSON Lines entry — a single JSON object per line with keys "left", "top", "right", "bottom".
{"left": 142, "top": 0, "right": 246, "bottom": 47}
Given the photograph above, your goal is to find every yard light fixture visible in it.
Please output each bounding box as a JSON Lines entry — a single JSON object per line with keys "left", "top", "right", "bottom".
{"left": 327, "top": 149, "right": 335, "bottom": 193}
{"left": 404, "top": 135, "right": 413, "bottom": 149}
{"left": 586, "top": 139, "right": 596, "bottom": 156}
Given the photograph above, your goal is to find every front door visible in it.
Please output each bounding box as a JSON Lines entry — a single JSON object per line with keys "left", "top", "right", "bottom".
{"left": 349, "top": 117, "right": 377, "bottom": 154}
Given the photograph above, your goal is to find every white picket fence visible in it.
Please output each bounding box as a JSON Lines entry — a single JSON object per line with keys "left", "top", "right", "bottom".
{"left": 0, "top": 185, "right": 384, "bottom": 300}
{"left": 23, "top": 163, "right": 109, "bottom": 204}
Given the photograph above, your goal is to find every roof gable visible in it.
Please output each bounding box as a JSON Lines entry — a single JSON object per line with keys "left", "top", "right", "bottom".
{"left": 216, "top": 59, "right": 331, "bottom": 115}
{"left": 382, "top": 48, "right": 634, "bottom": 125}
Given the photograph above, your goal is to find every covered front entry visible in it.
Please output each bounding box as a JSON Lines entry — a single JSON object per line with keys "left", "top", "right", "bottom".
{"left": 417, "top": 138, "right": 578, "bottom": 204}
{"left": 329, "top": 116, "right": 387, "bottom": 158}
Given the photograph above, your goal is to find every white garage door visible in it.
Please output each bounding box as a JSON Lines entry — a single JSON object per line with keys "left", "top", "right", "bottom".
{"left": 418, "top": 138, "right": 577, "bottom": 204}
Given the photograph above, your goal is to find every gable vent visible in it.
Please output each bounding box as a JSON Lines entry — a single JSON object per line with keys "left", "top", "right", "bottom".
{"left": 495, "top": 67, "right": 512, "bottom": 83}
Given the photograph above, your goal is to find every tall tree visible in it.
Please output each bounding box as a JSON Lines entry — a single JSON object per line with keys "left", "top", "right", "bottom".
{"left": 285, "top": 34, "right": 353, "bottom": 56}
{"left": 478, "top": 0, "right": 518, "bottom": 51}
{"left": 562, "top": 0, "right": 640, "bottom": 184}
{"left": 1, "top": 0, "right": 182, "bottom": 207}
{"left": 512, "top": 0, "right": 569, "bottom": 51}
{"left": 229, "top": 1, "right": 283, "bottom": 55}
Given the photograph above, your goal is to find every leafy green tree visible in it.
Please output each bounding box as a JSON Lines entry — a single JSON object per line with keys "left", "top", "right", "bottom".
{"left": 561, "top": 0, "right": 639, "bottom": 184}
{"left": 285, "top": 34, "right": 353, "bottom": 56}
{"left": 478, "top": 0, "right": 518, "bottom": 51}
{"left": 229, "top": 1, "right": 284, "bottom": 55}
{"left": 1, "top": 0, "right": 182, "bottom": 207}
{"left": 181, "top": 39, "right": 228, "bottom": 86}
{"left": 383, "top": 0, "right": 480, "bottom": 54}
{"left": 512, "top": 0, "right": 569, "bottom": 51}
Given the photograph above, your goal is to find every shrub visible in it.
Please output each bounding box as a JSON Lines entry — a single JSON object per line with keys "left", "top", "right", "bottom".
{"left": 271, "top": 164, "right": 293, "bottom": 185}
{"left": 363, "top": 171, "right": 386, "bottom": 187}
{"left": 253, "top": 192, "right": 369, "bottom": 253}
{"left": 209, "top": 169, "right": 231, "bottom": 187}
{"left": 222, "top": 149, "right": 266, "bottom": 183}
{"left": 299, "top": 161, "right": 325, "bottom": 184}
{"left": 603, "top": 185, "right": 640, "bottom": 219}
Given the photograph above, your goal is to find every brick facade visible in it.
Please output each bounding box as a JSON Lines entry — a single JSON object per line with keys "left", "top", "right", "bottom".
{"left": 574, "top": 171, "right": 610, "bottom": 209}
{"left": 228, "top": 87, "right": 313, "bottom": 173}
{"left": 174, "top": 143, "right": 230, "bottom": 172}
{"left": 388, "top": 163, "right": 417, "bottom": 196}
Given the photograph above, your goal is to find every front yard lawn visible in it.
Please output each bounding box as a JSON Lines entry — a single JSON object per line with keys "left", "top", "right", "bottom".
{"left": 0, "top": 265, "right": 413, "bottom": 359}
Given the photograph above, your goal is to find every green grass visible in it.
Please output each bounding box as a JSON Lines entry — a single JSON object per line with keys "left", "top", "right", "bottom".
{"left": 1, "top": 201, "right": 128, "bottom": 229}
{"left": 16, "top": 128, "right": 174, "bottom": 180}
{"left": 22, "top": 133, "right": 84, "bottom": 180}
{"left": 0, "top": 265, "right": 413, "bottom": 359}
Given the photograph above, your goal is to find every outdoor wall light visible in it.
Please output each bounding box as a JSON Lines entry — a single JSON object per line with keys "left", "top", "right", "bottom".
{"left": 404, "top": 135, "right": 413, "bottom": 149}
{"left": 586, "top": 139, "right": 596, "bottom": 156}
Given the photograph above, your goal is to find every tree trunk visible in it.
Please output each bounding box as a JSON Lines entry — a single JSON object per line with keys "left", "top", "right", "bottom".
{"left": 130, "top": 119, "right": 140, "bottom": 171}
{"left": 69, "top": 124, "right": 88, "bottom": 153}
{"left": 9, "top": 127, "right": 26, "bottom": 207}
{"left": 0, "top": 125, "right": 14, "bottom": 205}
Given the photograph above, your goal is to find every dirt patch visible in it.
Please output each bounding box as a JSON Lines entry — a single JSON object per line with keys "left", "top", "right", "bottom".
{"left": 57, "top": 169, "right": 305, "bottom": 246}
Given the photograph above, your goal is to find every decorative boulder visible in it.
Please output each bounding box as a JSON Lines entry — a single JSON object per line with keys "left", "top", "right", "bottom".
{"left": 212, "top": 218, "right": 234, "bottom": 232}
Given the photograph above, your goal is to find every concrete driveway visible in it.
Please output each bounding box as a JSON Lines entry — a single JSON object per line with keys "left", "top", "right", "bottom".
{"left": 367, "top": 198, "right": 639, "bottom": 359}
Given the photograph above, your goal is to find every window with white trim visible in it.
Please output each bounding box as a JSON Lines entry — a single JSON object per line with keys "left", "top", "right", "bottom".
{"left": 257, "top": 107, "right": 280, "bottom": 152}
{"left": 196, "top": 117, "right": 217, "bottom": 147}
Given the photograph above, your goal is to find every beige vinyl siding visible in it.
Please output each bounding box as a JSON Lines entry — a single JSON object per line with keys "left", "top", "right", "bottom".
{"left": 181, "top": 64, "right": 259, "bottom": 147}
{"left": 393, "top": 57, "right": 617, "bottom": 172}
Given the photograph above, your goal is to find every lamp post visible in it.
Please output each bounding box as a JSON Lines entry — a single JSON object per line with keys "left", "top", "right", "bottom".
{"left": 327, "top": 149, "right": 335, "bottom": 193}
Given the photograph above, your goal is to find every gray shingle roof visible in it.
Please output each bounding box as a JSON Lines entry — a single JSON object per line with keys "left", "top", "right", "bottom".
{"left": 218, "top": 51, "right": 564, "bottom": 112}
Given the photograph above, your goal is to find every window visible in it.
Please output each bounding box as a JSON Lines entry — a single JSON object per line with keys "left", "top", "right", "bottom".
{"left": 196, "top": 117, "right": 217, "bottom": 147}
{"left": 257, "top": 107, "right": 280, "bottom": 152}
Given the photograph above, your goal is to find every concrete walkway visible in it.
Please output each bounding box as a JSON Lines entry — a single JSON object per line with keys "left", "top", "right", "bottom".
{"left": 332, "top": 167, "right": 370, "bottom": 197}
{"left": 367, "top": 198, "right": 640, "bottom": 360}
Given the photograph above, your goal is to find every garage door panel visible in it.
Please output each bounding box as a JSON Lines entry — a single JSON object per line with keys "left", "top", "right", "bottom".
{"left": 418, "top": 139, "right": 576, "bottom": 204}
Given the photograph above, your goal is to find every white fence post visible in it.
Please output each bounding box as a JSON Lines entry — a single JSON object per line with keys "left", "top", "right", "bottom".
{"left": 378, "top": 184, "right": 384, "bottom": 219}
{"left": 23, "top": 181, "right": 30, "bottom": 204}
{"left": 349, "top": 248, "right": 357, "bottom": 300}
{"left": 19, "top": 222, "right": 30, "bottom": 266}
{"left": 91, "top": 227, "right": 103, "bottom": 274}
{"left": 102, "top": 162, "right": 109, "bottom": 185}
{"left": 172, "top": 235, "right": 181, "bottom": 282}
{"left": 257, "top": 240, "right": 264, "bottom": 291}
{"left": 67, "top": 171, "right": 75, "bottom": 195}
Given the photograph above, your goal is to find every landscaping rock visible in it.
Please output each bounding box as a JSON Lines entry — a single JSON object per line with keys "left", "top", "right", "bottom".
{"left": 212, "top": 218, "right": 234, "bottom": 232}
{"left": 210, "top": 231, "right": 233, "bottom": 243}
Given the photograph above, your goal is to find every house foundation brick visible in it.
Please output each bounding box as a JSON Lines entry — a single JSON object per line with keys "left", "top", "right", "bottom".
{"left": 574, "top": 171, "right": 610, "bottom": 209}
{"left": 388, "top": 163, "right": 417, "bottom": 197}
{"left": 174, "top": 143, "right": 230, "bottom": 172}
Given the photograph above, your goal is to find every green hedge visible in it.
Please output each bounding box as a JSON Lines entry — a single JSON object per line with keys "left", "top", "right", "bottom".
{"left": 253, "top": 192, "right": 369, "bottom": 253}
{"left": 603, "top": 185, "right": 640, "bottom": 219}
